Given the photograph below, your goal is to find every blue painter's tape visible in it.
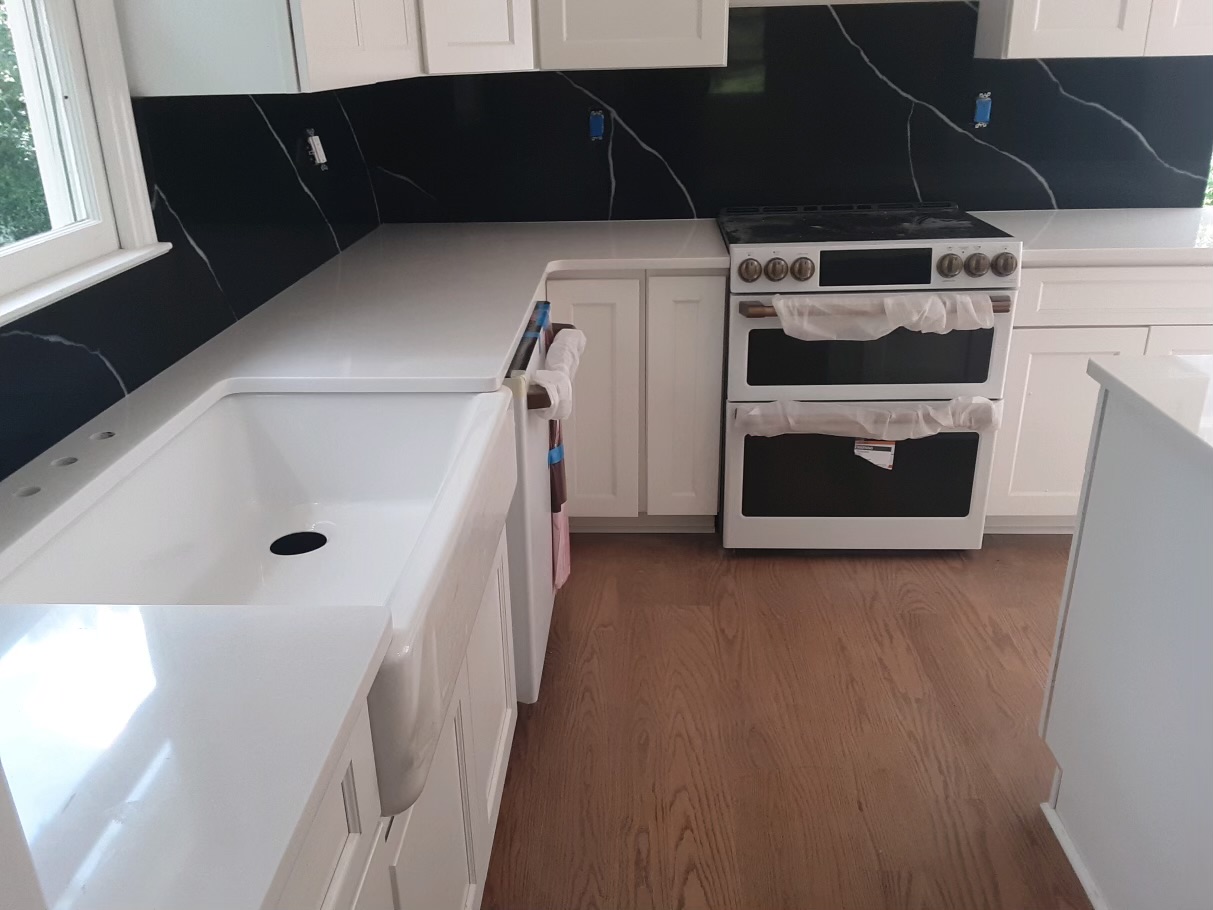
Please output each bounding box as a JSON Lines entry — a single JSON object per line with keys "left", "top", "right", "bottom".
{"left": 536, "top": 301, "right": 551, "bottom": 329}
{"left": 589, "top": 111, "right": 605, "bottom": 140}
{"left": 974, "top": 96, "right": 992, "bottom": 125}
{"left": 548, "top": 444, "right": 564, "bottom": 465}
{"left": 523, "top": 331, "right": 540, "bottom": 339}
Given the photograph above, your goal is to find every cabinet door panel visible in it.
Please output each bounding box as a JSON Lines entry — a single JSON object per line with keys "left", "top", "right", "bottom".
{"left": 1016, "top": 267, "right": 1213, "bottom": 327}
{"left": 1144, "top": 325, "right": 1213, "bottom": 357}
{"left": 297, "top": 0, "right": 423, "bottom": 90}
{"left": 988, "top": 0, "right": 1153, "bottom": 56}
{"left": 419, "top": 0, "right": 534, "bottom": 74}
{"left": 464, "top": 533, "right": 516, "bottom": 878}
{"left": 646, "top": 276, "right": 726, "bottom": 516}
{"left": 548, "top": 279, "right": 642, "bottom": 518}
{"left": 988, "top": 327, "right": 1147, "bottom": 518}
{"left": 537, "top": 0, "right": 727, "bottom": 69}
{"left": 1146, "top": 0, "right": 1213, "bottom": 55}
{"left": 391, "top": 670, "right": 474, "bottom": 910}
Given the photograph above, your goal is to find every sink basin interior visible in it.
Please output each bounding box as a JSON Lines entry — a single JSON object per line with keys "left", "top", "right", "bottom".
{"left": 0, "top": 393, "right": 483, "bottom": 607}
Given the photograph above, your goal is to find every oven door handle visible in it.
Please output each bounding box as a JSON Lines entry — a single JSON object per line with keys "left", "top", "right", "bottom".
{"left": 738, "top": 294, "right": 1013, "bottom": 318}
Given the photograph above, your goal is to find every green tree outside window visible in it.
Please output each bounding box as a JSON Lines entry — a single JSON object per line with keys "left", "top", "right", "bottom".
{"left": 1, "top": 2, "right": 52, "bottom": 245}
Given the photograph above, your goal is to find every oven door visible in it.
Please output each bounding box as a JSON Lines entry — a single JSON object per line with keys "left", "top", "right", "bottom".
{"left": 728, "top": 292, "right": 1012, "bottom": 401}
{"left": 722, "top": 400, "right": 999, "bottom": 550}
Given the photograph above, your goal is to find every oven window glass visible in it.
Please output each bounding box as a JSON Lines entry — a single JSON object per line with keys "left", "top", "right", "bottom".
{"left": 746, "top": 327, "right": 994, "bottom": 386}
{"left": 818, "top": 249, "right": 932, "bottom": 286}
{"left": 741, "top": 432, "right": 978, "bottom": 518}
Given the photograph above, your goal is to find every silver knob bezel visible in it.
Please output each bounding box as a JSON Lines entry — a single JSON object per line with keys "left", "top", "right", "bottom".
{"left": 737, "top": 258, "right": 762, "bottom": 283}
{"left": 765, "top": 257, "right": 789, "bottom": 281}
{"left": 936, "top": 253, "right": 963, "bottom": 279}
{"left": 964, "top": 252, "right": 991, "bottom": 278}
{"left": 790, "top": 257, "right": 815, "bottom": 281}
{"left": 991, "top": 251, "right": 1019, "bottom": 277}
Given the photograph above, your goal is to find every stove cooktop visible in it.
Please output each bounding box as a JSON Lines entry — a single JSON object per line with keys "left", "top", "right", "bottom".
{"left": 718, "top": 203, "right": 1013, "bottom": 246}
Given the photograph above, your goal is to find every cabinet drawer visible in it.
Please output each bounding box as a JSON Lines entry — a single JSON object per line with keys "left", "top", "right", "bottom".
{"left": 1017, "top": 267, "right": 1213, "bottom": 327}
{"left": 277, "top": 703, "right": 382, "bottom": 910}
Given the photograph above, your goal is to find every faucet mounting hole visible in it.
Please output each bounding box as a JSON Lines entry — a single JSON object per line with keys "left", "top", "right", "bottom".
{"left": 270, "top": 531, "right": 328, "bottom": 556}
{"left": 51, "top": 456, "right": 78, "bottom": 467}
{"left": 15, "top": 486, "right": 41, "bottom": 498}
{"left": 90, "top": 431, "right": 115, "bottom": 440}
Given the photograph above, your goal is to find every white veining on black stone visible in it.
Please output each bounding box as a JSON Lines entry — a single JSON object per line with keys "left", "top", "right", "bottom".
{"left": 606, "top": 115, "right": 617, "bottom": 220}
{"left": 249, "top": 96, "right": 342, "bottom": 253}
{"left": 827, "top": 5, "right": 1058, "bottom": 209}
{"left": 336, "top": 95, "right": 382, "bottom": 224}
{"left": 375, "top": 166, "right": 437, "bottom": 200}
{"left": 0, "top": 331, "right": 128, "bottom": 396}
{"left": 1036, "top": 61, "right": 1205, "bottom": 182}
{"left": 557, "top": 72, "right": 697, "bottom": 219}
{"left": 906, "top": 104, "right": 923, "bottom": 203}
{"left": 153, "top": 185, "right": 236, "bottom": 322}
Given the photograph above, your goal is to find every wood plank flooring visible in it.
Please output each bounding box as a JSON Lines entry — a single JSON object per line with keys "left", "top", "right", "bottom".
{"left": 483, "top": 535, "right": 1090, "bottom": 910}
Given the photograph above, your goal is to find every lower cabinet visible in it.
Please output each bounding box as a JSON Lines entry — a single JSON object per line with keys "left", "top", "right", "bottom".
{"left": 349, "top": 531, "right": 516, "bottom": 910}
{"left": 988, "top": 326, "right": 1148, "bottom": 520}
{"left": 546, "top": 273, "right": 727, "bottom": 520}
{"left": 1144, "top": 324, "right": 1213, "bottom": 356}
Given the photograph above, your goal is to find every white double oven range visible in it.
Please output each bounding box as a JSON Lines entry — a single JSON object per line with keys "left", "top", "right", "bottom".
{"left": 718, "top": 203, "right": 1023, "bottom": 550}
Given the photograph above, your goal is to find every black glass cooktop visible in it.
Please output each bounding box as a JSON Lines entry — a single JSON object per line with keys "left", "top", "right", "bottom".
{"left": 718, "top": 203, "right": 1013, "bottom": 245}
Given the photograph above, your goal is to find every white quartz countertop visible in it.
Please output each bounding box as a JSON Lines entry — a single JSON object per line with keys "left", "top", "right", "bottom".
{"left": 0, "top": 603, "right": 391, "bottom": 910}
{"left": 1088, "top": 354, "right": 1213, "bottom": 459}
{"left": 976, "top": 207, "right": 1213, "bottom": 267}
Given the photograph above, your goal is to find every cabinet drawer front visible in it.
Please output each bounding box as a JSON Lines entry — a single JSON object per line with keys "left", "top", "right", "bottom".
{"left": 1145, "top": 325, "right": 1213, "bottom": 356}
{"left": 277, "top": 704, "right": 381, "bottom": 910}
{"left": 1017, "top": 267, "right": 1213, "bottom": 327}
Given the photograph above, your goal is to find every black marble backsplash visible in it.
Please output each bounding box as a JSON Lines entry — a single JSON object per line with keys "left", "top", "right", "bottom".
{"left": 0, "top": 93, "right": 378, "bottom": 482}
{"left": 3, "top": 2, "right": 1212, "bottom": 485}
{"left": 339, "top": 3, "right": 1213, "bottom": 222}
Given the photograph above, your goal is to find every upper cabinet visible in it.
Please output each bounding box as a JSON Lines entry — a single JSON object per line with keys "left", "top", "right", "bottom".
{"left": 115, "top": 0, "right": 531, "bottom": 95}
{"left": 419, "top": 0, "right": 535, "bottom": 74}
{"left": 974, "top": 0, "right": 1213, "bottom": 57}
{"left": 536, "top": 0, "right": 728, "bottom": 69}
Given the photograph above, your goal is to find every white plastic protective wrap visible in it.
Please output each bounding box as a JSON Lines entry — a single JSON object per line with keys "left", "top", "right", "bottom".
{"left": 772, "top": 293, "right": 995, "bottom": 342}
{"left": 734, "top": 397, "right": 1001, "bottom": 440}
{"left": 532, "top": 328, "right": 587, "bottom": 420}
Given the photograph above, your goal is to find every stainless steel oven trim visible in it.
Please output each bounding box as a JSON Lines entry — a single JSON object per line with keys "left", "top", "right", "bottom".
{"left": 721, "top": 400, "right": 1001, "bottom": 550}
{"left": 726, "top": 291, "right": 1015, "bottom": 403}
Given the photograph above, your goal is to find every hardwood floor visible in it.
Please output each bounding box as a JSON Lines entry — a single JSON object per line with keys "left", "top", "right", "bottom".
{"left": 483, "top": 535, "right": 1091, "bottom": 910}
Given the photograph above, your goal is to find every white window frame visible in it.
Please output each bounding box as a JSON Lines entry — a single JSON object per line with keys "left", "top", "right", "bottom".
{"left": 0, "top": 0, "right": 168, "bottom": 326}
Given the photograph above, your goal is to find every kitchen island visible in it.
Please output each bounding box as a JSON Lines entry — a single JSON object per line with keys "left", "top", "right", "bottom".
{"left": 1039, "top": 353, "right": 1213, "bottom": 910}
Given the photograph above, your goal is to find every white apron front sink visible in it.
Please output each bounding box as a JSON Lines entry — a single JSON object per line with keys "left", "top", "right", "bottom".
{"left": 0, "top": 389, "right": 516, "bottom": 815}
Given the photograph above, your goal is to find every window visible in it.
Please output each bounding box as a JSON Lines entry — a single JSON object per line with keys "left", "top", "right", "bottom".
{"left": 0, "top": 0, "right": 165, "bottom": 324}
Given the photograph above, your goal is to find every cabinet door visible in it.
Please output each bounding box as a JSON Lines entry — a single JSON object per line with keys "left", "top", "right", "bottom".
{"left": 296, "top": 0, "right": 424, "bottom": 91}
{"left": 547, "top": 278, "right": 642, "bottom": 518}
{"left": 350, "top": 821, "right": 395, "bottom": 910}
{"left": 645, "top": 276, "right": 726, "bottom": 516}
{"left": 1146, "top": 0, "right": 1213, "bottom": 55}
{"left": 536, "top": 0, "right": 727, "bottom": 69}
{"left": 390, "top": 666, "right": 475, "bottom": 910}
{"left": 988, "top": 327, "right": 1147, "bottom": 518}
{"left": 975, "top": 0, "right": 1153, "bottom": 57}
{"left": 418, "top": 0, "right": 534, "bottom": 74}
{"left": 1145, "top": 325, "right": 1213, "bottom": 356}
{"left": 463, "top": 532, "right": 517, "bottom": 880}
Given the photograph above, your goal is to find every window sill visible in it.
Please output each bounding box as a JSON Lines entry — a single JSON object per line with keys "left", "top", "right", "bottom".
{"left": 0, "top": 242, "right": 173, "bottom": 328}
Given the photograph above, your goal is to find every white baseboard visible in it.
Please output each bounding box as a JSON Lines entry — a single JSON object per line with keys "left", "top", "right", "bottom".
{"left": 570, "top": 515, "right": 717, "bottom": 534}
{"left": 1040, "top": 802, "right": 1110, "bottom": 910}
{"left": 986, "top": 516, "right": 1076, "bottom": 534}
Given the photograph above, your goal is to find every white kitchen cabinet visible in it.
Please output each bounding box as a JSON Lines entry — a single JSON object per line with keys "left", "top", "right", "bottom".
{"left": 462, "top": 532, "right": 517, "bottom": 873}
{"left": 536, "top": 0, "right": 728, "bottom": 70}
{"left": 645, "top": 276, "right": 726, "bottom": 516}
{"left": 973, "top": 0, "right": 1213, "bottom": 57}
{"left": 277, "top": 705, "right": 383, "bottom": 910}
{"left": 988, "top": 326, "right": 1147, "bottom": 519}
{"left": 548, "top": 278, "right": 643, "bottom": 518}
{"left": 1016, "top": 267, "right": 1213, "bottom": 327}
{"left": 390, "top": 665, "right": 476, "bottom": 910}
{"left": 1146, "top": 0, "right": 1213, "bottom": 54}
{"left": 418, "top": 0, "right": 535, "bottom": 74}
{"left": 115, "top": 0, "right": 423, "bottom": 95}
{"left": 1145, "top": 324, "right": 1213, "bottom": 356}
{"left": 350, "top": 822, "right": 396, "bottom": 910}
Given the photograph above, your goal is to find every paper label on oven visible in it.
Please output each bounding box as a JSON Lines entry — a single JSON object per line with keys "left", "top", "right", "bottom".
{"left": 854, "top": 439, "right": 895, "bottom": 470}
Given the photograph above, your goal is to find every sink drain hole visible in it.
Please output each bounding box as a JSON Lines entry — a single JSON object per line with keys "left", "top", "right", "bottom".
{"left": 270, "top": 531, "right": 328, "bottom": 556}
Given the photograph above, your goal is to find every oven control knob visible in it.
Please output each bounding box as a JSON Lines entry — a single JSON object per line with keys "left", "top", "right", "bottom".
{"left": 790, "top": 257, "right": 815, "bottom": 281}
{"left": 964, "top": 252, "right": 991, "bottom": 277}
{"left": 991, "top": 251, "right": 1019, "bottom": 277}
{"left": 737, "top": 258, "right": 762, "bottom": 283}
{"left": 765, "top": 257, "right": 789, "bottom": 281}
{"left": 937, "top": 253, "right": 963, "bottom": 279}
